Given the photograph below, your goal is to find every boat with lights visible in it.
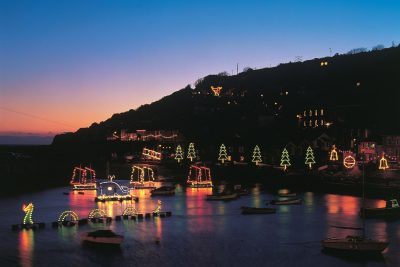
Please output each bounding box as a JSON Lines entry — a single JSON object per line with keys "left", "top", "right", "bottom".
{"left": 70, "top": 166, "right": 97, "bottom": 190}
{"left": 187, "top": 165, "right": 213, "bottom": 188}
{"left": 130, "top": 165, "right": 157, "bottom": 189}
{"left": 95, "top": 179, "right": 136, "bottom": 202}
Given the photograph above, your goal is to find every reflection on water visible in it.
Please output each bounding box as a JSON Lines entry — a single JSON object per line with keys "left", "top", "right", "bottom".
{"left": 69, "top": 190, "right": 97, "bottom": 219}
{"left": 186, "top": 188, "right": 213, "bottom": 233}
{"left": 58, "top": 225, "right": 78, "bottom": 242}
{"left": 251, "top": 185, "right": 262, "bottom": 207}
{"left": 3, "top": 183, "right": 399, "bottom": 267}
{"left": 19, "top": 230, "right": 34, "bottom": 267}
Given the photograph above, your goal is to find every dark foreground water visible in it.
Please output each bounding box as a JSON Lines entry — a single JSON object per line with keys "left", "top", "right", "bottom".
{"left": 0, "top": 181, "right": 399, "bottom": 267}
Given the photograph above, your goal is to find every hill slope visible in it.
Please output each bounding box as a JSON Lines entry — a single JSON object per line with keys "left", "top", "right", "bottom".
{"left": 54, "top": 46, "right": 400, "bottom": 146}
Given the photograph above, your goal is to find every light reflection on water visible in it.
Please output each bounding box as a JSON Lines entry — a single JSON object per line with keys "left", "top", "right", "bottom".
{"left": 0, "top": 183, "right": 397, "bottom": 267}
{"left": 19, "top": 230, "right": 34, "bottom": 267}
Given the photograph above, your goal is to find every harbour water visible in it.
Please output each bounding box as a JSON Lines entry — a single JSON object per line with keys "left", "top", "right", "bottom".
{"left": 0, "top": 181, "right": 399, "bottom": 267}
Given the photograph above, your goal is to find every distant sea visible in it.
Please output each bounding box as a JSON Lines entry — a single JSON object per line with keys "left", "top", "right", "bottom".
{"left": 0, "top": 135, "right": 54, "bottom": 145}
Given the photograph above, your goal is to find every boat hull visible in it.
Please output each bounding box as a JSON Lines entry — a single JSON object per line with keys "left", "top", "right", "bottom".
{"left": 206, "top": 193, "right": 238, "bottom": 201}
{"left": 360, "top": 207, "right": 400, "bottom": 219}
{"left": 270, "top": 198, "right": 302, "bottom": 205}
{"left": 322, "top": 239, "right": 388, "bottom": 255}
{"left": 81, "top": 234, "right": 123, "bottom": 246}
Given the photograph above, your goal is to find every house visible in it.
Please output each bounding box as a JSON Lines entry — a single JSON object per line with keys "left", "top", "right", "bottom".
{"left": 382, "top": 135, "right": 400, "bottom": 162}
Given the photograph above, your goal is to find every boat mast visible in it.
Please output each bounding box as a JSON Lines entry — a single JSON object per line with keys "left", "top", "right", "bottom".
{"left": 362, "top": 153, "right": 365, "bottom": 239}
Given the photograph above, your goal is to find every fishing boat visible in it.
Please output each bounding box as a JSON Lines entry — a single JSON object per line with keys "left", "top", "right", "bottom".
{"left": 241, "top": 206, "right": 276, "bottom": 215}
{"left": 270, "top": 198, "right": 302, "bottom": 205}
{"left": 206, "top": 192, "right": 238, "bottom": 201}
{"left": 321, "top": 155, "right": 389, "bottom": 256}
{"left": 81, "top": 230, "right": 123, "bottom": 246}
{"left": 360, "top": 199, "right": 400, "bottom": 219}
{"left": 150, "top": 186, "right": 175, "bottom": 196}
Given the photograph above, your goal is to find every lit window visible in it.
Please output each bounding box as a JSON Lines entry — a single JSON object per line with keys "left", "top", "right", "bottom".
{"left": 309, "top": 120, "right": 312, "bottom": 126}
{"left": 315, "top": 120, "right": 318, "bottom": 126}
{"left": 304, "top": 110, "right": 306, "bottom": 116}
{"left": 321, "top": 119, "right": 324, "bottom": 125}
{"left": 309, "top": 110, "right": 312, "bottom": 116}
{"left": 321, "top": 109, "right": 324, "bottom": 116}
{"left": 303, "top": 121, "right": 306, "bottom": 127}
{"left": 315, "top": 109, "right": 318, "bottom": 116}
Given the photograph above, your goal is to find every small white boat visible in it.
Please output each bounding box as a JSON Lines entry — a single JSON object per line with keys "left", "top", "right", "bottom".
{"left": 81, "top": 230, "right": 124, "bottom": 246}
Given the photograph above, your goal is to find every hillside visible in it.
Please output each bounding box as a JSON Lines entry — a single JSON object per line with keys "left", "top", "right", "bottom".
{"left": 53, "top": 46, "right": 400, "bottom": 147}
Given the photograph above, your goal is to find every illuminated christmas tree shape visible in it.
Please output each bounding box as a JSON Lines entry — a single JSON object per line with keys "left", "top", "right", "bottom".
{"left": 175, "top": 145, "right": 184, "bottom": 163}
{"left": 88, "top": 209, "right": 107, "bottom": 219}
{"left": 22, "top": 203, "right": 34, "bottom": 225}
{"left": 305, "top": 146, "right": 316, "bottom": 169}
{"left": 153, "top": 200, "right": 162, "bottom": 214}
{"left": 343, "top": 155, "right": 356, "bottom": 169}
{"left": 218, "top": 144, "right": 228, "bottom": 163}
{"left": 58, "top": 211, "right": 79, "bottom": 222}
{"left": 123, "top": 206, "right": 138, "bottom": 216}
{"left": 252, "top": 145, "right": 262, "bottom": 165}
{"left": 211, "top": 86, "right": 222, "bottom": 96}
{"left": 330, "top": 145, "right": 338, "bottom": 161}
{"left": 379, "top": 153, "right": 389, "bottom": 170}
{"left": 187, "top": 143, "right": 196, "bottom": 162}
{"left": 280, "top": 148, "right": 291, "bottom": 170}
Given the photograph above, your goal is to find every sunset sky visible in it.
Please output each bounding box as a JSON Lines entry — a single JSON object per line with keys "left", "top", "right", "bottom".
{"left": 1, "top": 0, "right": 400, "bottom": 137}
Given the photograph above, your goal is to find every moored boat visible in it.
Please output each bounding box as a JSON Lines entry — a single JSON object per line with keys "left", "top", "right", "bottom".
{"left": 278, "top": 192, "right": 297, "bottom": 197}
{"left": 270, "top": 198, "right": 302, "bottom": 205}
{"left": 321, "top": 156, "right": 389, "bottom": 257}
{"left": 81, "top": 230, "right": 123, "bottom": 246}
{"left": 322, "top": 235, "right": 388, "bottom": 255}
{"left": 360, "top": 199, "right": 400, "bottom": 219}
{"left": 206, "top": 192, "right": 238, "bottom": 201}
{"left": 241, "top": 206, "right": 276, "bottom": 215}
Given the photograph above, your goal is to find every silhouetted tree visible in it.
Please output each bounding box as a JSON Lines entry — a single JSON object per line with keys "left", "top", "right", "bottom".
{"left": 243, "top": 67, "right": 253, "bottom": 72}
{"left": 347, "top": 48, "right": 368, "bottom": 54}
{"left": 372, "top": 44, "right": 385, "bottom": 51}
